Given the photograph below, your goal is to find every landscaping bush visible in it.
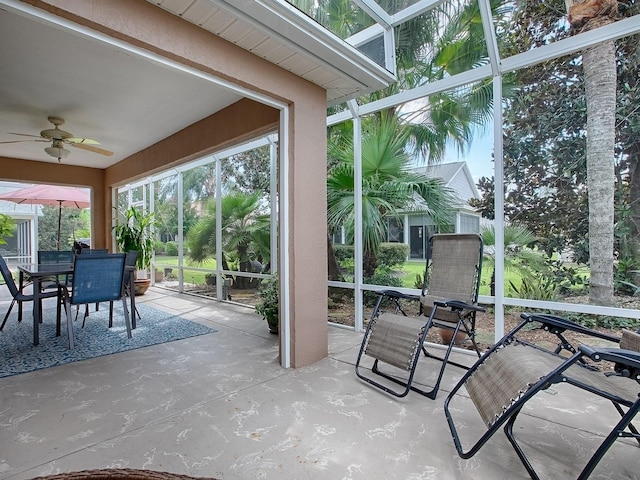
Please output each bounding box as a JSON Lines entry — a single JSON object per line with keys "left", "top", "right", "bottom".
{"left": 614, "top": 257, "right": 640, "bottom": 296}
{"left": 165, "top": 241, "right": 178, "bottom": 256}
{"left": 563, "top": 311, "right": 639, "bottom": 330}
{"left": 333, "top": 244, "right": 354, "bottom": 263}
{"left": 378, "top": 242, "right": 409, "bottom": 268}
{"left": 154, "top": 240, "right": 166, "bottom": 255}
{"left": 546, "top": 259, "right": 587, "bottom": 296}
{"left": 508, "top": 275, "right": 556, "bottom": 301}
{"left": 363, "top": 270, "right": 403, "bottom": 307}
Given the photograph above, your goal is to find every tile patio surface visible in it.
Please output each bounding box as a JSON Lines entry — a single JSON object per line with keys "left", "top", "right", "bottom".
{"left": 0, "top": 287, "right": 637, "bottom": 479}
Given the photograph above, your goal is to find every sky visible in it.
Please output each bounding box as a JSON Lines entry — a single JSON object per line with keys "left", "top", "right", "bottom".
{"left": 444, "top": 127, "right": 495, "bottom": 183}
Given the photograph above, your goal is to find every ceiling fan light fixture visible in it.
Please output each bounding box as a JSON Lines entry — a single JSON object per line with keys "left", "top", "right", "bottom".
{"left": 45, "top": 144, "right": 70, "bottom": 161}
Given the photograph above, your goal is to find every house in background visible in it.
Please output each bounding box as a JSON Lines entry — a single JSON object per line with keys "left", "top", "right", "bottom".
{"left": 0, "top": 182, "right": 39, "bottom": 266}
{"left": 331, "top": 161, "right": 482, "bottom": 260}
{"left": 391, "top": 162, "right": 481, "bottom": 260}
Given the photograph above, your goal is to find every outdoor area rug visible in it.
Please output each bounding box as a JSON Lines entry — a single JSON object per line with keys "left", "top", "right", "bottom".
{"left": 0, "top": 303, "right": 216, "bottom": 378}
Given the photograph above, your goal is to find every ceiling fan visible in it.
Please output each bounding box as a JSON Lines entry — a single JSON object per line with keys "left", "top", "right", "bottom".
{"left": 0, "top": 116, "right": 113, "bottom": 162}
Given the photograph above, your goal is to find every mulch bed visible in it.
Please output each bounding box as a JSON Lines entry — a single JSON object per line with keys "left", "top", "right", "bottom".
{"left": 168, "top": 282, "right": 635, "bottom": 354}
{"left": 329, "top": 295, "right": 635, "bottom": 354}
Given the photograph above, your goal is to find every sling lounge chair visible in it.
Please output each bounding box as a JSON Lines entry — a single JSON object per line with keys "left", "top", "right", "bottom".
{"left": 445, "top": 312, "right": 640, "bottom": 480}
{"left": 355, "top": 233, "right": 485, "bottom": 399}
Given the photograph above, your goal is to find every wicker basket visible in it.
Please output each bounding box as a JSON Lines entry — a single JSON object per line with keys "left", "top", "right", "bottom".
{"left": 30, "top": 469, "right": 218, "bottom": 480}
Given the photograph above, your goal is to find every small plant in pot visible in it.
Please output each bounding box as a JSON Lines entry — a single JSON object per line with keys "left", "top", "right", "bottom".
{"left": 255, "top": 278, "right": 278, "bottom": 334}
{"left": 114, "top": 206, "right": 156, "bottom": 295}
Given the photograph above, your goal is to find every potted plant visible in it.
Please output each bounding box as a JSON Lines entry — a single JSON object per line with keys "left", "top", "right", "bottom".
{"left": 114, "top": 206, "right": 155, "bottom": 295}
{"left": 255, "top": 278, "right": 278, "bottom": 334}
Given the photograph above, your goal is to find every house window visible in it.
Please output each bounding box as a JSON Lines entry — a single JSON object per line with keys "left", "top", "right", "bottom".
{"left": 459, "top": 213, "right": 480, "bottom": 233}
{"left": 386, "top": 218, "right": 404, "bottom": 242}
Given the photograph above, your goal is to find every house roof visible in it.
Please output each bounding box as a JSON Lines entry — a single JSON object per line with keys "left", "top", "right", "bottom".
{"left": 413, "top": 161, "right": 481, "bottom": 205}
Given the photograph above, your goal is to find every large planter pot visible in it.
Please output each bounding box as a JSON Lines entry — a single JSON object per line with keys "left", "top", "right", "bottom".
{"left": 266, "top": 316, "right": 278, "bottom": 335}
{"left": 133, "top": 278, "right": 151, "bottom": 296}
{"left": 154, "top": 269, "right": 163, "bottom": 283}
{"left": 437, "top": 327, "right": 467, "bottom": 345}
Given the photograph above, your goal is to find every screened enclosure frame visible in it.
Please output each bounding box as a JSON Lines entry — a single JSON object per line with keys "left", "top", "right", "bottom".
{"left": 323, "top": 0, "right": 640, "bottom": 338}
{"left": 113, "top": 131, "right": 284, "bottom": 359}
{"left": 113, "top": 0, "right": 640, "bottom": 346}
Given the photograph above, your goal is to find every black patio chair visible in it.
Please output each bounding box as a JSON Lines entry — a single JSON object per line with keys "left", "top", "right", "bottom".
{"left": 60, "top": 253, "right": 132, "bottom": 349}
{"left": 0, "top": 253, "right": 62, "bottom": 332}
{"left": 355, "top": 233, "right": 485, "bottom": 399}
{"left": 445, "top": 312, "right": 640, "bottom": 480}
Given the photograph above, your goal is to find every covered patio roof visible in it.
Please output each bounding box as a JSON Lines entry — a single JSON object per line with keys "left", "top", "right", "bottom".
{"left": 0, "top": 0, "right": 394, "bottom": 169}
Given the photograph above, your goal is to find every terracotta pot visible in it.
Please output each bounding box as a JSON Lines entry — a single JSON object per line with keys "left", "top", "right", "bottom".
{"left": 133, "top": 278, "right": 151, "bottom": 296}
{"left": 437, "top": 327, "right": 467, "bottom": 345}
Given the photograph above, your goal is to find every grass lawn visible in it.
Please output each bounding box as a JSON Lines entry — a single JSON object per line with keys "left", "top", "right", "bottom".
{"left": 154, "top": 255, "right": 217, "bottom": 285}
{"left": 400, "top": 260, "right": 518, "bottom": 296}
{"left": 155, "top": 255, "right": 584, "bottom": 299}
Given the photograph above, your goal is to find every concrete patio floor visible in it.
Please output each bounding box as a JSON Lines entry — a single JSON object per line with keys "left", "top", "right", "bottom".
{"left": 0, "top": 287, "right": 637, "bottom": 479}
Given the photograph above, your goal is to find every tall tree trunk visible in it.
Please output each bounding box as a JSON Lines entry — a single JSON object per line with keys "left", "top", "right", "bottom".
{"left": 584, "top": 42, "right": 616, "bottom": 305}
{"left": 567, "top": 0, "right": 618, "bottom": 306}
{"left": 363, "top": 248, "right": 378, "bottom": 279}
{"left": 327, "top": 235, "right": 343, "bottom": 281}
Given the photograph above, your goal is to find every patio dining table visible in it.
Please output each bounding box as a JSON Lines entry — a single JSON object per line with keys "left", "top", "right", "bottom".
{"left": 18, "top": 263, "right": 136, "bottom": 346}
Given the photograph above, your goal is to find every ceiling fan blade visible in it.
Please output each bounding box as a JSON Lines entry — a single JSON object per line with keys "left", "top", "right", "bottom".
{"left": 0, "top": 139, "right": 47, "bottom": 144}
{"left": 7, "top": 132, "right": 43, "bottom": 138}
{"left": 67, "top": 137, "right": 101, "bottom": 146}
{"left": 71, "top": 142, "right": 113, "bottom": 156}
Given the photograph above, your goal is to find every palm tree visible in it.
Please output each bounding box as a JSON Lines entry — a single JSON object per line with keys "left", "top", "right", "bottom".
{"left": 327, "top": 113, "right": 456, "bottom": 278}
{"left": 303, "top": 1, "right": 501, "bottom": 286}
{"left": 481, "top": 223, "right": 547, "bottom": 297}
{"left": 187, "top": 190, "right": 270, "bottom": 288}
{"left": 565, "top": 0, "right": 619, "bottom": 306}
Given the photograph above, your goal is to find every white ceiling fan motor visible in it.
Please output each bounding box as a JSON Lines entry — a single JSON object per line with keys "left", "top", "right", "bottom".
{"left": 40, "top": 116, "right": 73, "bottom": 140}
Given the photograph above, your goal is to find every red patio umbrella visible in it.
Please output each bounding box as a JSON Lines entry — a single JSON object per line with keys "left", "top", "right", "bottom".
{"left": 0, "top": 184, "right": 90, "bottom": 250}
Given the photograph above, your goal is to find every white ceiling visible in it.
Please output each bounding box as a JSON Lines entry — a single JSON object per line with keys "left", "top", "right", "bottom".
{"left": 0, "top": 1, "right": 393, "bottom": 170}
{"left": 0, "top": 6, "right": 242, "bottom": 168}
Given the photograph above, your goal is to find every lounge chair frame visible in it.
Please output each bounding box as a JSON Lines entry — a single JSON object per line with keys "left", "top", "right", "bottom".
{"left": 355, "top": 233, "right": 484, "bottom": 399}
{"left": 445, "top": 312, "right": 640, "bottom": 480}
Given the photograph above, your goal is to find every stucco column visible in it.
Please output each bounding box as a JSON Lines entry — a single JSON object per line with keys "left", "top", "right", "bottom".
{"left": 285, "top": 98, "right": 328, "bottom": 368}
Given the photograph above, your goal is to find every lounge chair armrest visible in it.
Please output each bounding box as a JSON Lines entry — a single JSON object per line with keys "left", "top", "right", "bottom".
{"left": 579, "top": 344, "right": 640, "bottom": 381}
{"left": 520, "top": 312, "right": 620, "bottom": 343}
{"left": 579, "top": 344, "right": 640, "bottom": 368}
{"left": 376, "top": 289, "right": 420, "bottom": 301}
{"left": 434, "top": 299, "right": 485, "bottom": 312}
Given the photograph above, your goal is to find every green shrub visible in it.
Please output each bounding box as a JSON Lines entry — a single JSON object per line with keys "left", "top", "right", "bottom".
{"left": 564, "top": 311, "right": 639, "bottom": 330}
{"left": 154, "top": 240, "right": 166, "bottom": 255}
{"left": 165, "top": 241, "right": 178, "bottom": 256}
{"left": 0, "top": 213, "right": 15, "bottom": 245}
{"left": 333, "top": 244, "right": 354, "bottom": 262}
{"left": 546, "top": 259, "right": 587, "bottom": 295}
{"left": 378, "top": 242, "right": 409, "bottom": 268}
{"left": 363, "top": 271, "right": 403, "bottom": 307}
{"left": 255, "top": 279, "right": 279, "bottom": 325}
{"left": 508, "top": 275, "right": 556, "bottom": 301}
{"left": 614, "top": 257, "right": 640, "bottom": 296}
